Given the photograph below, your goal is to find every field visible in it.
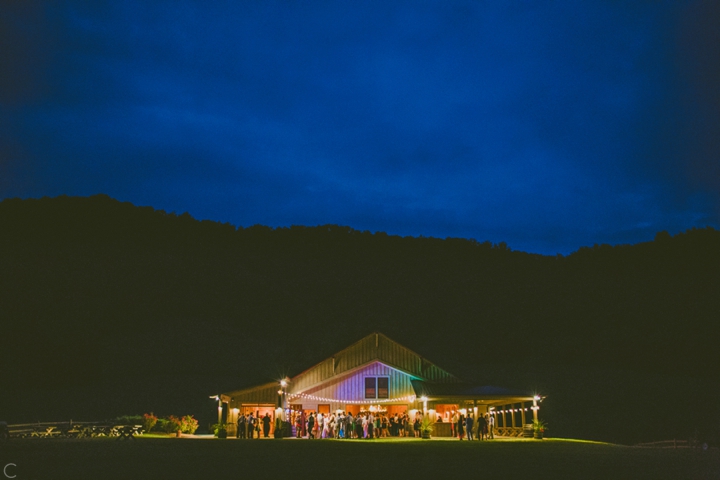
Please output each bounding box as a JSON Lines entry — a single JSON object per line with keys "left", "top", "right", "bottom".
{"left": 1, "top": 436, "right": 719, "bottom": 480}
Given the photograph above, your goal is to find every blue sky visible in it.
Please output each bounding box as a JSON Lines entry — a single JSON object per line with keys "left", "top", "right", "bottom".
{"left": 1, "top": 1, "right": 718, "bottom": 254}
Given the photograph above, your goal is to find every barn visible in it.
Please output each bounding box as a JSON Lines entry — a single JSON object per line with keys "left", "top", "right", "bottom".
{"left": 217, "top": 332, "right": 542, "bottom": 437}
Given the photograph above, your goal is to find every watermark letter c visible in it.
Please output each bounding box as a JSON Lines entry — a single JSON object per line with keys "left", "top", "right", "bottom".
{"left": 3, "top": 463, "right": 16, "bottom": 479}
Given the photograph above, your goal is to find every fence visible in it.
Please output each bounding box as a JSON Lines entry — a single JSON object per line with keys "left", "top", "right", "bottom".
{"left": 634, "top": 439, "right": 709, "bottom": 450}
{"left": 3, "top": 421, "right": 143, "bottom": 439}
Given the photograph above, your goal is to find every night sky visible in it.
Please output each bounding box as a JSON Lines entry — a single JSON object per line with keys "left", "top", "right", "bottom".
{"left": 1, "top": 1, "right": 718, "bottom": 254}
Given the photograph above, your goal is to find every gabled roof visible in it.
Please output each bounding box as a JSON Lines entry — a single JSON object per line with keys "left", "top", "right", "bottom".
{"left": 221, "top": 333, "right": 543, "bottom": 405}
{"left": 288, "top": 332, "right": 460, "bottom": 394}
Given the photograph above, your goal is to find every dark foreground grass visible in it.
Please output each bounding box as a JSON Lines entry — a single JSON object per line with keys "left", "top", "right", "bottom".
{"left": 1, "top": 437, "right": 719, "bottom": 480}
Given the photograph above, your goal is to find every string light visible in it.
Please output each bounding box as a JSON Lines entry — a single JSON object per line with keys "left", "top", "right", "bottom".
{"left": 284, "top": 392, "right": 540, "bottom": 416}
{"left": 286, "top": 392, "right": 417, "bottom": 404}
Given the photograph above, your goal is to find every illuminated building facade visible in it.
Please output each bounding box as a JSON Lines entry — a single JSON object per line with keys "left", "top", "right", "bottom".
{"left": 220, "top": 332, "right": 541, "bottom": 437}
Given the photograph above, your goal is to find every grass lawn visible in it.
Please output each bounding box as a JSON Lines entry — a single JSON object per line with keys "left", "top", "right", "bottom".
{"left": 1, "top": 436, "right": 718, "bottom": 480}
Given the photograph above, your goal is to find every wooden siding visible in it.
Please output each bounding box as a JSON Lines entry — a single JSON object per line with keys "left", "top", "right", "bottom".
{"left": 304, "top": 362, "right": 416, "bottom": 400}
{"left": 290, "top": 332, "right": 458, "bottom": 393}
{"left": 227, "top": 383, "right": 278, "bottom": 407}
{"left": 291, "top": 361, "right": 421, "bottom": 411}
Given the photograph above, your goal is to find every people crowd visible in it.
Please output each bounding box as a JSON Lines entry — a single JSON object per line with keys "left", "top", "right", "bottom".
{"left": 296, "top": 411, "right": 416, "bottom": 439}
{"left": 235, "top": 411, "right": 418, "bottom": 439}
{"left": 235, "top": 411, "right": 268, "bottom": 439}
{"left": 447, "top": 411, "right": 494, "bottom": 440}
{"left": 235, "top": 410, "right": 496, "bottom": 440}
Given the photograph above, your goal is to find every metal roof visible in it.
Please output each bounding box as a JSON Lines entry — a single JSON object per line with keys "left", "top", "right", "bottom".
{"left": 411, "top": 380, "right": 534, "bottom": 399}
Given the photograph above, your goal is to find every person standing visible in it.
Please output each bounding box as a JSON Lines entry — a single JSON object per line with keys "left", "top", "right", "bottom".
{"left": 247, "top": 413, "right": 255, "bottom": 439}
{"left": 487, "top": 413, "right": 494, "bottom": 439}
{"left": 338, "top": 413, "right": 345, "bottom": 439}
{"left": 451, "top": 411, "right": 459, "bottom": 438}
{"left": 307, "top": 412, "right": 315, "bottom": 439}
{"left": 465, "top": 414, "right": 474, "bottom": 441}
{"left": 261, "top": 413, "right": 271, "bottom": 438}
{"left": 237, "top": 413, "right": 246, "bottom": 439}
{"left": 413, "top": 414, "right": 421, "bottom": 437}
{"left": 345, "top": 412, "right": 353, "bottom": 438}
{"left": 317, "top": 413, "right": 324, "bottom": 439}
{"left": 313, "top": 412, "right": 320, "bottom": 439}
{"left": 477, "top": 413, "right": 487, "bottom": 440}
{"left": 323, "top": 414, "right": 330, "bottom": 438}
{"left": 295, "top": 413, "right": 303, "bottom": 438}
{"left": 328, "top": 414, "right": 335, "bottom": 438}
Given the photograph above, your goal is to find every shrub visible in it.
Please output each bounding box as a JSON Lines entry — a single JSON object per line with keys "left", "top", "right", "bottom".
{"left": 533, "top": 419, "right": 548, "bottom": 433}
{"left": 420, "top": 416, "right": 434, "bottom": 435}
{"left": 156, "top": 418, "right": 169, "bottom": 433}
{"left": 143, "top": 413, "right": 158, "bottom": 433}
{"left": 211, "top": 423, "right": 227, "bottom": 437}
{"left": 180, "top": 415, "right": 199, "bottom": 434}
{"left": 165, "top": 415, "right": 182, "bottom": 434}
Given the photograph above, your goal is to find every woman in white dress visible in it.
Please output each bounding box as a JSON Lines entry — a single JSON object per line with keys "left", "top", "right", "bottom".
{"left": 317, "top": 413, "right": 324, "bottom": 439}
{"left": 322, "top": 414, "right": 330, "bottom": 438}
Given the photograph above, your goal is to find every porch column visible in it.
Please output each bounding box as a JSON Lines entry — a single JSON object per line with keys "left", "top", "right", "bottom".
{"left": 521, "top": 402, "right": 526, "bottom": 426}
{"left": 533, "top": 397, "right": 539, "bottom": 423}
{"left": 510, "top": 404, "right": 516, "bottom": 430}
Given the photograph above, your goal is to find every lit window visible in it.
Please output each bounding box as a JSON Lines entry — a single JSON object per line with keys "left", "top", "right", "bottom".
{"left": 377, "top": 377, "right": 389, "bottom": 399}
{"left": 365, "top": 377, "right": 389, "bottom": 399}
{"left": 365, "top": 377, "right": 376, "bottom": 399}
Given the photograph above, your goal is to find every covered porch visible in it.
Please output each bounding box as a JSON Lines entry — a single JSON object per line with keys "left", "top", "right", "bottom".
{"left": 411, "top": 381, "right": 543, "bottom": 437}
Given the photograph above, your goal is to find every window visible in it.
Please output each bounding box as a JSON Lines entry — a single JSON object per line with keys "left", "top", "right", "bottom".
{"left": 365, "top": 377, "right": 376, "bottom": 399}
{"left": 365, "top": 377, "right": 390, "bottom": 399}
{"left": 377, "top": 377, "right": 389, "bottom": 399}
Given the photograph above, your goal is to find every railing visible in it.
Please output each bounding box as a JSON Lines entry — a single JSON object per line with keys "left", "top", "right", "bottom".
{"left": 494, "top": 426, "right": 524, "bottom": 437}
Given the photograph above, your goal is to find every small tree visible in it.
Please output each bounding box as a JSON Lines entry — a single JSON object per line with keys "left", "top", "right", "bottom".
{"left": 143, "top": 413, "right": 158, "bottom": 433}
{"left": 211, "top": 422, "right": 227, "bottom": 438}
{"left": 180, "top": 415, "right": 199, "bottom": 434}
{"left": 533, "top": 419, "right": 547, "bottom": 433}
{"left": 420, "top": 416, "right": 434, "bottom": 438}
{"left": 165, "top": 415, "right": 182, "bottom": 434}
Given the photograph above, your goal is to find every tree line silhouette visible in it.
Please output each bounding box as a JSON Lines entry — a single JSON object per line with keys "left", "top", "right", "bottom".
{"left": 0, "top": 194, "right": 718, "bottom": 443}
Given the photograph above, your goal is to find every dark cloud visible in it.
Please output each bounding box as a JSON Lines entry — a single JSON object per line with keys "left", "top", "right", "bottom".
{"left": 1, "top": 1, "right": 718, "bottom": 254}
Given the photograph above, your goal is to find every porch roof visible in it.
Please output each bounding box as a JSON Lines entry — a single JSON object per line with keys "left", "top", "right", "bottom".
{"left": 411, "top": 380, "right": 534, "bottom": 401}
